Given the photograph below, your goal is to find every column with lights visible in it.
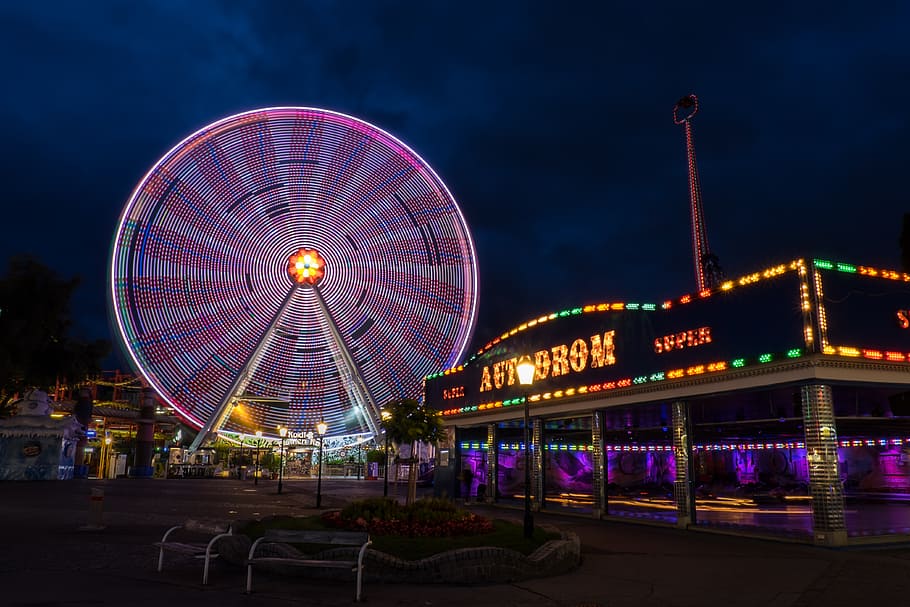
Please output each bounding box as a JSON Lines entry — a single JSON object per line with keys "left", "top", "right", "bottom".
{"left": 532, "top": 416, "right": 543, "bottom": 512}
{"left": 672, "top": 401, "right": 696, "bottom": 527}
{"left": 591, "top": 410, "right": 607, "bottom": 518}
{"left": 801, "top": 384, "right": 847, "bottom": 546}
{"left": 485, "top": 423, "right": 497, "bottom": 504}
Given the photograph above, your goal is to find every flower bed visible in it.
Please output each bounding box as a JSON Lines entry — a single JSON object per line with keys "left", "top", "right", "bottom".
{"left": 322, "top": 497, "right": 494, "bottom": 537}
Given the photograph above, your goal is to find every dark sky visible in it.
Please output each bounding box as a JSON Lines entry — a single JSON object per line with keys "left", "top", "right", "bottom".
{"left": 2, "top": 1, "right": 908, "bottom": 369}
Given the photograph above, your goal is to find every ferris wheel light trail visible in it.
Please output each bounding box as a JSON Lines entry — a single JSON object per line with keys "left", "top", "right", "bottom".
{"left": 110, "top": 107, "right": 478, "bottom": 442}
{"left": 310, "top": 284, "right": 381, "bottom": 437}
{"left": 187, "top": 284, "right": 298, "bottom": 453}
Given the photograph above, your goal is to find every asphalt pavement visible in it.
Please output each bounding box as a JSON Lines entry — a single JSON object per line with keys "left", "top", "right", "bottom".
{"left": 3, "top": 477, "right": 910, "bottom": 606}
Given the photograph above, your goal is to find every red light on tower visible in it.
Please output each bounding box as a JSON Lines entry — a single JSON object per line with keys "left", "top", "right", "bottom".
{"left": 674, "top": 94, "right": 724, "bottom": 291}
{"left": 287, "top": 248, "right": 325, "bottom": 285}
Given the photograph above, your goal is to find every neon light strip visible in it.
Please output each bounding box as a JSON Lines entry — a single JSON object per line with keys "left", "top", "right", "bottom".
{"left": 441, "top": 348, "right": 801, "bottom": 417}
{"left": 428, "top": 260, "right": 802, "bottom": 381}
{"left": 813, "top": 258, "right": 910, "bottom": 358}
{"left": 460, "top": 439, "right": 910, "bottom": 452}
{"left": 434, "top": 258, "right": 910, "bottom": 383}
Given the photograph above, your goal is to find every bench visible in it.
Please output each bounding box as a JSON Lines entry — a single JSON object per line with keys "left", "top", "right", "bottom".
{"left": 154, "top": 519, "right": 233, "bottom": 584}
{"left": 246, "top": 529, "right": 372, "bottom": 601}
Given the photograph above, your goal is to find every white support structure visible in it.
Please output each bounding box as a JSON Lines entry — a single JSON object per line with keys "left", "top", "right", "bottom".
{"left": 310, "top": 286, "right": 381, "bottom": 438}
{"left": 188, "top": 286, "right": 299, "bottom": 453}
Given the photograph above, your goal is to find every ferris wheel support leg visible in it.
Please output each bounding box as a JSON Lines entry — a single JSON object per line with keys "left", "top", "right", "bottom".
{"left": 187, "top": 286, "right": 300, "bottom": 453}
{"left": 310, "top": 286, "right": 381, "bottom": 437}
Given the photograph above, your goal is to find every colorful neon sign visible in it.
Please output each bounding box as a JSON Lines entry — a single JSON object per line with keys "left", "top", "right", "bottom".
{"left": 654, "top": 326, "right": 712, "bottom": 353}
{"left": 479, "top": 331, "right": 616, "bottom": 393}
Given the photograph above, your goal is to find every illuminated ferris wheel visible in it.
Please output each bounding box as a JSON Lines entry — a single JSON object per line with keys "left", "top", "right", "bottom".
{"left": 110, "top": 107, "right": 478, "bottom": 449}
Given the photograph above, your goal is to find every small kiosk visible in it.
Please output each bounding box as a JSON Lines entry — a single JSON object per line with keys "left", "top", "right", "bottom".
{"left": 0, "top": 390, "right": 83, "bottom": 480}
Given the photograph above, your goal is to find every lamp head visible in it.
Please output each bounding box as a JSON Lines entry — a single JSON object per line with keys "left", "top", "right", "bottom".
{"left": 316, "top": 420, "right": 328, "bottom": 436}
{"left": 516, "top": 355, "right": 535, "bottom": 386}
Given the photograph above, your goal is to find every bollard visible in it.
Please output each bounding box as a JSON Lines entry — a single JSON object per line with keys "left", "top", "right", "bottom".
{"left": 80, "top": 488, "right": 106, "bottom": 531}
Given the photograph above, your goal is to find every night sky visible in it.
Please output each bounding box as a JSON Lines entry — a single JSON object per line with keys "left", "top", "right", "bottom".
{"left": 2, "top": 1, "right": 908, "bottom": 370}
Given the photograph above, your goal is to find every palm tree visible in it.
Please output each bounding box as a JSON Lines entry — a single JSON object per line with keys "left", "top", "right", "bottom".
{"left": 380, "top": 398, "right": 445, "bottom": 504}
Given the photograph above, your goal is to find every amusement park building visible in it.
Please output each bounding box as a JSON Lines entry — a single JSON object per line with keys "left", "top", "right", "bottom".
{"left": 425, "top": 257, "right": 910, "bottom": 546}
{"left": 51, "top": 371, "right": 180, "bottom": 478}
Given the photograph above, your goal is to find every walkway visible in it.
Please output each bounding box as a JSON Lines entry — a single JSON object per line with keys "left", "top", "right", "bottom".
{"left": 2, "top": 477, "right": 910, "bottom": 606}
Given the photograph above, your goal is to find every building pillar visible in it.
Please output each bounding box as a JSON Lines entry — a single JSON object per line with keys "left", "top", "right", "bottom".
{"left": 454, "top": 430, "right": 464, "bottom": 499}
{"left": 592, "top": 410, "right": 607, "bottom": 518}
{"left": 485, "top": 423, "right": 497, "bottom": 503}
{"left": 672, "top": 400, "right": 696, "bottom": 528}
{"left": 72, "top": 388, "right": 94, "bottom": 478}
{"left": 802, "top": 384, "right": 847, "bottom": 546}
{"left": 130, "top": 388, "right": 156, "bottom": 477}
{"left": 532, "top": 417, "right": 543, "bottom": 511}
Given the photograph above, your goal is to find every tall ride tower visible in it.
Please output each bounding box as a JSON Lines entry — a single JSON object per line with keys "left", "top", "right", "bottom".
{"left": 673, "top": 94, "right": 723, "bottom": 291}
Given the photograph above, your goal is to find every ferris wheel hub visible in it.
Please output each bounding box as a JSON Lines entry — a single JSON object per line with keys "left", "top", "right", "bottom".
{"left": 287, "top": 247, "right": 326, "bottom": 285}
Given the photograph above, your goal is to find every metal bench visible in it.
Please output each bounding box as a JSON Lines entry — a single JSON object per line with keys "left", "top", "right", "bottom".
{"left": 154, "top": 519, "right": 233, "bottom": 584}
{"left": 246, "top": 529, "right": 372, "bottom": 601}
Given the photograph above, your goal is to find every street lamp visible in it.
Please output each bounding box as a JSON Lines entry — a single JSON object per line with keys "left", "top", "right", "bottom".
{"left": 102, "top": 435, "right": 112, "bottom": 479}
{"left": 238, "top": 435, "right": 245, "bottom": 480}
{"left": 316, "top": 420, "right": 327, "bottom": 508}
{"left": 254, "top": 430, "right": 262, "bottom": 486}
{"left": 380, "top": 409, "right": 392, "bottom": 497}
{"left": 277, "top": 427, "right": 287, "bottom": 494}
{"left": 516, "top": 354, "right": 536, "bottom": 539}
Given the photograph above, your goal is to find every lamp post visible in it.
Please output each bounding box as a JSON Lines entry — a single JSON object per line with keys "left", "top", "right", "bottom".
{"left": 102, "top": 435, "right": 112, "bottom": 479}
{"left": 380, "top": 409, "right": 391, "bottom": 497}
{"left": 238, "top": 436, "right": 245, "bottom": 480}
{"left": 277, "top": 427, "right": 287, "bottom": 494}
{"left": 516, "top": 355, "right": 536, "bottom": 539}
{"left": 316, "top": 420, "right": 327, "bottom": 508}
{"left": 254, "top": 430, "right": 262, "bottom": 486}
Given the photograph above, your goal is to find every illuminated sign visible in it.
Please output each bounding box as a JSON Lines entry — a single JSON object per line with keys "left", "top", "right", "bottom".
{"left": 898, "top": 310, "right": 909, "bottom": 330}
{"left": 443, "top": 386, "right": 465, "bottom": 400}
{"left": 426, "top": 266, "right": 805, "bottom": 412}
{"left": 654, "top": 326, "right": 712, "bottom": 353}
{"left": 480, "top": 332, "right": 615, "bottom": 393}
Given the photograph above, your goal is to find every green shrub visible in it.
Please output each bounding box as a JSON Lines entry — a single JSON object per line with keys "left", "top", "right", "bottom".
{"left": 365, "top": 449, "right": 386, "bottom": 463}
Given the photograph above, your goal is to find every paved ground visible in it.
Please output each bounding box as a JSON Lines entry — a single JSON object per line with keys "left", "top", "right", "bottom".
{"left": 3, "top": 477, "right": 910, "bottom": 606}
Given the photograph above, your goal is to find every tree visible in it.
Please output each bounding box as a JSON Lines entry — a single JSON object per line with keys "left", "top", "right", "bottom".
{"left": 380, "top": 397, "right": 445, "bottom": 504}
{"left": 0, "top": 255, "right": 110, "bottom": 416}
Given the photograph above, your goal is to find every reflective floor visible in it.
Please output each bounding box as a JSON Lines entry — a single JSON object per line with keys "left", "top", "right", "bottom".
{"left": 507, "top": 491, "right": 910, "bottom": 540}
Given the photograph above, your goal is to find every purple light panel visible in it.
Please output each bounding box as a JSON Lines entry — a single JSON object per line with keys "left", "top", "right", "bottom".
{"left": 110, "top": 108, "right": 478, "bottom": 437}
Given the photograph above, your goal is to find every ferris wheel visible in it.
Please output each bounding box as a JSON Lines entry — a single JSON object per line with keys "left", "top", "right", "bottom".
{"left": 109, "top": 107, "right": 478, "bottom": 449}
